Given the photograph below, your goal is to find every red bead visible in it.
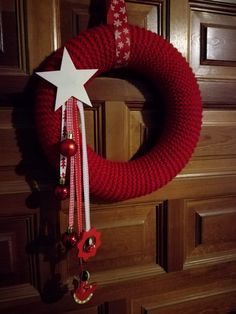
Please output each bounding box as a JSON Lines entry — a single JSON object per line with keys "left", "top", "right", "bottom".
{"left": 59, "top": 139, "right": 78, "bottom": 157}
{"left": 55, "top": 185, "right": 69, "bottom": 200}
{"left": 62, "top": 231, "right": 78, "bottom": 249}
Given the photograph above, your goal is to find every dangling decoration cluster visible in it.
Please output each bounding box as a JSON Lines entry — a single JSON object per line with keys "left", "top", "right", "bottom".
{"left": 36, "top": 48, "right": 101, "bottom": 304}
{"left": 35, "top": 0, "right": 131, "bottom": 304}
{"left": 56, "top": 97, "right": 101, "bottom": 304}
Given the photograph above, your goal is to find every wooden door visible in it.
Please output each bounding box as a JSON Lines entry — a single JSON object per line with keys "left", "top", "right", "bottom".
{"left": 1, "top": 0, "right": 236, "bottom": 313}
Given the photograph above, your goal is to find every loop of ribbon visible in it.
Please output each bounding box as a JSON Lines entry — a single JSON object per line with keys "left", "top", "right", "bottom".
{"left": 107, "top": 0, "right": 131, "bottom": 67}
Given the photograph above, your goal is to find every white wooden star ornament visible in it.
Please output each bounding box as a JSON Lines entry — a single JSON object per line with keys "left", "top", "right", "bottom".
{"left": 36, "top": 47, "right": 98, "bottom": 111}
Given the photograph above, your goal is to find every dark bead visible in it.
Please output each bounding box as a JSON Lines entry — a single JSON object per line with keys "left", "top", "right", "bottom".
{"left": 80, "top": 270, "right": 90, "bottom": 282}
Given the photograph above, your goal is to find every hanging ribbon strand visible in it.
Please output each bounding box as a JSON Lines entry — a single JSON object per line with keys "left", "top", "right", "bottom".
{"left": 67, "top": 98, "right": 76, "bottom": 230}
{"left": 73, "top": 101, "right": 83, "bottom": 235}
{"left": 59, "top": 104, "right": 67, "bottom": 181}
{"left": 107, "top": 0, "right": 131, "bottom": 67}
{"left": 75, "top": 99, "right": 101, "bottom": 261}
{"left": 77, "top": 100, "right": 91, "bottom": 232}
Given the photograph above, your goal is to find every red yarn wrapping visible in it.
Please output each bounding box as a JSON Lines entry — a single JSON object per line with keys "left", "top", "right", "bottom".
{"left": 35, "top": 24, "right": 202, "bottom": 201}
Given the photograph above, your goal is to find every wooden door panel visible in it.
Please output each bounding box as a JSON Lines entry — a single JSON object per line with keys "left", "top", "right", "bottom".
{"left": 193, "top": 111, "right": 236, "bottom": 158}
{"left": 126, "top": 1, "right": 164, "bottom": 35}
{"left": 184, "top": 196, "right": 236, "bottom": 268}
{"left": 60, "top": 203, "right": 159, "bottom": 275}
{"left": 0, "top": 0, "right": 27, "bottom": 93}
{"left": 190, "top": 1, "right": 236, "bottom": 106}
{"left": 102, "top": 101, "right": 131, "bottom": 161}
{"left": 0, "top": 0, "right": 58, "bottom": 93}
{"left": 0, "top": 0, "right": 19, "bottom": 68}
{"left": 84, "top": 102, "right": 105, "bottom": 155}
{"left": 179, "top": 109, "right": 236, "bottom": 184}
{"left": 191, "top": 10, "right": 236, "bottom": 76}
{"left": 60, "top": 0, "right": 168, "bottom": 45}
{"left": 0, "top": 215, "right": 35, "bottom": 286}
{"left": 204, "top": 26, "right": 236, "bottom": 63}
{"left": 133, "top": 287, "right": 236, "bottom": 314}
{"left": 0, "top": 107, "right": 33, "bottom": 167}
{"left": 85, "top": 100, "right": 160, "bottom": 161}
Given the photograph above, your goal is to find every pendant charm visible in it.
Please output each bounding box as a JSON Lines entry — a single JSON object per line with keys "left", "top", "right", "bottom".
{"left": 77, "top": 227, "right": 101, "bottom": 261}
{"left": 73, "top": 270, "right": 96, "bottom": 304}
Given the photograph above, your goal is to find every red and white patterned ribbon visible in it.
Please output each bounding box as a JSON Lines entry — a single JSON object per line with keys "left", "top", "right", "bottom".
{"left": 107, "top": 0, "right": 131, "bottom": 67}
{"left": 73, "top": 101, "right": 83, "bottom": 234}
{"left": 66, "top": 98, "right": 76, "bottom": 229}
{"left": 59, "top": 97, "right": 91, "bottom": 233}
{"left": 59, "top": 104, "right": 67, "bottom": 181}
{"left": 59, "top": 98, "right": 84, "bottom": 234}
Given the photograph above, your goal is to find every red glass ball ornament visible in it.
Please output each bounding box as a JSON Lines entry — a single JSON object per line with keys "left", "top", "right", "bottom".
{"left": 55, "top": 184, "right": 69, "bottom": 200}
{"left": 59, "top": 139, "right": 78, "bottom": 157}
{"left": 62, "top": 231, "right": 78, "bottom": 249}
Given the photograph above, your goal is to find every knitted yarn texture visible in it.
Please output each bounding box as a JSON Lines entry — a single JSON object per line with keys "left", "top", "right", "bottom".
{"left": 35, "top": 24, "right": 202, "bottom": 201}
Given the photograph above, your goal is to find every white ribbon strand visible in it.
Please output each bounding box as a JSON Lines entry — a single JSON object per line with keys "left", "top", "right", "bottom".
{"left": 77, "top": 100, "right": 91, "bottom": 231}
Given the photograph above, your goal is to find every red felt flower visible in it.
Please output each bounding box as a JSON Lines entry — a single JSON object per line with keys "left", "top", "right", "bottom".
{"left": 77, "top": 227, "right": 101, "bottom": 261}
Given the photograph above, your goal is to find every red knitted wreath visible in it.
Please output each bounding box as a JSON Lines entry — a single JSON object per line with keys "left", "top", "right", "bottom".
{"left": 35, "top": 24, "right": 202, "bottom": 201}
